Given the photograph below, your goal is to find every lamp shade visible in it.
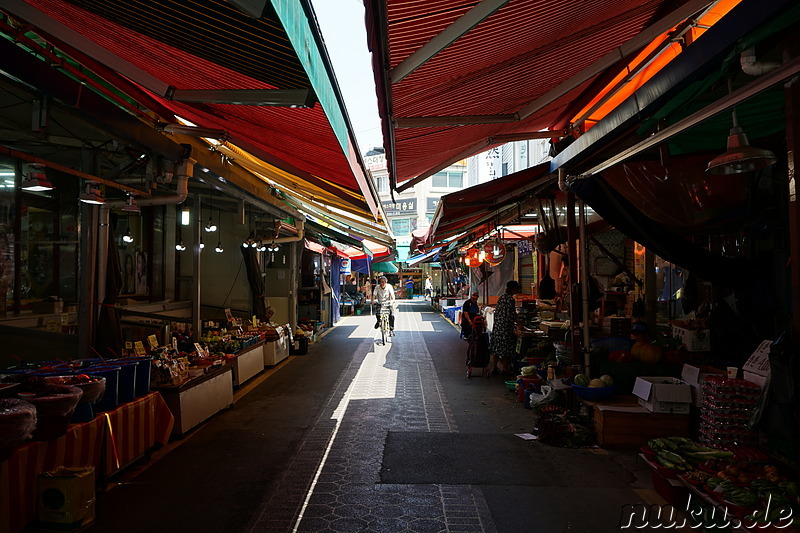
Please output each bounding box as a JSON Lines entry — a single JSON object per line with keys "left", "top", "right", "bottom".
{"left": 707, "top": 126, "right": 776, "bottom": 175}
{"left": 79, "top": 184, "right": 105, "bottom": 204}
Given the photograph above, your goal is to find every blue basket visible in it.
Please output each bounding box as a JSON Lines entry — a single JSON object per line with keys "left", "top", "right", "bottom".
{"left": 590, "top": 337, "right": 635, "bottom": 353}
{"left": 571, "top": 384, "right": 615, "bottom": 401}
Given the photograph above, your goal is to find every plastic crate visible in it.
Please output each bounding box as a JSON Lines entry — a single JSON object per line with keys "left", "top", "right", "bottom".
{"left": 590, "top": 337, "right": 635, "bottom": 353}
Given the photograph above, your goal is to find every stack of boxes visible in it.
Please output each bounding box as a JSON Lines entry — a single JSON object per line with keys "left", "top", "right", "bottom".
{"left": 698, "top": 375, "right": 760, "bottom": 447}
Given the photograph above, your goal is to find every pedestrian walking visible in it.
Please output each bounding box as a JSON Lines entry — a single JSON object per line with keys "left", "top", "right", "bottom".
{"left": 489, "top": 280, "right": 521, "bottom": 376}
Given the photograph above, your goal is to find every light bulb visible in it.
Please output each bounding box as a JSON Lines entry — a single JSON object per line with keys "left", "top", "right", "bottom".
{"left": 122, "top": 229, "right": 134, "bottom": 243}
{"left": 251, "top": 241, "right": 258, "bottom": 248}
{"left": 215, "top": 242, "right": 224, "bottom": 253}
{"left": 242, "top": 241, "right": 249, "bottom": 248}
{"left": 205, "top": 217, "right": 217, "bottom": 232}
{"left": 199, "top": 241, "right": 205, "bottom": 250}
{"left": 181, "top": 206, "right": 190, "bottom": 226}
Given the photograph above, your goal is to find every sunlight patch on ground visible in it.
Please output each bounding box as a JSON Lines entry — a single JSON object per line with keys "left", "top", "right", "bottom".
{"left": 293, "top": 340, "right": 397, "bottom": 531}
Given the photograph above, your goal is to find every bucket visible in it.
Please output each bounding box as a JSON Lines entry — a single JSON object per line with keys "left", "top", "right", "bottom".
{"left": 70, "top": 401, "right": 95, "bottom": 423}
{"left": 517, "top": 375, "right": 542, "bottom": 402}
{"left": 86, "top": 366, "right": 120, "bottom": 412}
{"left": 290, "top": 337, "right": 309, "bottom": 355}
{"left": 112, "top": 362, "right": 138, "bottom": 404}
{"left": 119, "top": 357, "right": 151, "bottom": 397}
{"left": 524, "top": 387, "right": 538, "bottom": 409}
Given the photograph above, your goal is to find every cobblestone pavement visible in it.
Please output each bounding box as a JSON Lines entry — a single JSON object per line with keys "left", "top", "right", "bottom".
{"left": 249, "top": 305, "right": 497, "bottom": 533}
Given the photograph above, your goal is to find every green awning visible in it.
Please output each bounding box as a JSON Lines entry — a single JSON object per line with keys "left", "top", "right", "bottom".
{"left": 371, "top": 262, "right": 398, "bottom": 273}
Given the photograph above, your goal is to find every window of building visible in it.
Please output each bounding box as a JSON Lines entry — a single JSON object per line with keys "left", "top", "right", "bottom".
{"left": 431, "top": 170, "right": 464, "bottom": 188}
{"left": 1, "top": 159, "right": 81, "bottom": 315}
{"left": 376, "top": 176, "right": 389, "bottom": 194}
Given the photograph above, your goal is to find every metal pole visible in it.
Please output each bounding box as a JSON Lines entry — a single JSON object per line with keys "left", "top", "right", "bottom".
{"left": 784, "top": 74, "right": 800, "bottom": 464}
{"left": 192, "top": 196, "right": 202, "bottom": 341}
{"left": 579, "top": 200, "right": 591, "bottom": 377}
{"left": 566, "top": 192, "right": 580, "bottom": 358}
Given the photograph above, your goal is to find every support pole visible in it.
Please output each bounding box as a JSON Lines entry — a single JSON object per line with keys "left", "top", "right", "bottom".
{"left": 579, "top": 200, "right": 591, "bottom": 377}
{"left": 192, "top": 196, "right": 202, "bottom": 341}
{"left": 784, "top": 73, "right": 800, "bottom": 464}
{"left": 566, "top": 192, "right": 581, "bottom": 360}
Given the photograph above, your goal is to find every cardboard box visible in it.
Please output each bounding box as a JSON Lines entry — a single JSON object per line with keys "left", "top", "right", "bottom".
{"left": 632, "top": 376, "right": 692, "bottom": 414}
{"left": 32, "top": 300, "right": 64, "bottom": 315}
{"left": 681, "top": 364, "right": 725, "bottom": 407}
{"left": 743, "top": 340, "right": 772, "bottom": 388}
{"left": 671, "top": 325, "right": 710, "bottom": 352}
{"left": 592, "top": 402, "right": 690, "bottom": 448}
{"left": 37, "top": 466, "right": 95, "bottom": 532}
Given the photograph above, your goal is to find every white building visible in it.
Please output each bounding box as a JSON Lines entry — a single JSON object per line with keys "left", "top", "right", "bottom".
{"left": 367, "top": 139, "right": 550, "bottom": 260}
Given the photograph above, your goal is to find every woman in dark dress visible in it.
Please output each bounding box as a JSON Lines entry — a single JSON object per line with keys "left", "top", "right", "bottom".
{"left": 489, "top": 280, "right": 522, "bottom": 376}
{"left": 460, "top": 291, "right": 481, "bottom": 339}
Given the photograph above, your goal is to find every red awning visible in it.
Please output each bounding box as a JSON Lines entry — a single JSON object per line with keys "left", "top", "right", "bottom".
{"left": 11, "top": 0, "right": 379, "bottom": 218}
{"left": 304, "top": 239, "right": 326, "bottom": 254}
{"left": 366, "top": 0, "right": 714, "bottom": 188}
{"left": 426, "top": 163, "right": 554, "bottom": 246}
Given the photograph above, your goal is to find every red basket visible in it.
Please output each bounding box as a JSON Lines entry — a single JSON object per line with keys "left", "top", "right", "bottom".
{"left": 640, "top": 446, "right": 657, "bottom": 459}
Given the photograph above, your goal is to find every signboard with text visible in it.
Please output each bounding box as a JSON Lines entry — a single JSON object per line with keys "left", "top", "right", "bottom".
{"left": 382, "top": 199, "right": 417, "bottom": 215}
{"left": 426, "top": 197, "right": 440, "bottom": 213}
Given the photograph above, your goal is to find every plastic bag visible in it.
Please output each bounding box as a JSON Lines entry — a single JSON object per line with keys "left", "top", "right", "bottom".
{"left": 0, "top": 399, "right": 37, "bottom": 456}
{"left": 529, "top": 385, "right": 554, "bottom": 407}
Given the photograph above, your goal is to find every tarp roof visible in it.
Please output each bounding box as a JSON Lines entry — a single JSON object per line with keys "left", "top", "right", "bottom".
{"left": 365, "top": 0, "right": 723, "bottom": 189}
{"left": 6, "top": 0, "right": 384, "bottom": 221}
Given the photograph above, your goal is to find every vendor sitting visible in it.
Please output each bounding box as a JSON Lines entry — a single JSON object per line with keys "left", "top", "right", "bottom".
{"left": 460, "top": 291, "right": 481, "bottom": 340}
{"left": 264, "top": 306, "right": 277, "bottom": 326}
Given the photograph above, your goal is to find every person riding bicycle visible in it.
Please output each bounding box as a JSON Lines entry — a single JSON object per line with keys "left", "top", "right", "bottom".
{"left": 372, "top": 276, "right": 396, "bottom": 332}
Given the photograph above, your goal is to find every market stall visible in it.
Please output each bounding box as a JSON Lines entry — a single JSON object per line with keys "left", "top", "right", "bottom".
{"left": 0, "top": 392, "right": 173, "bottom": 533}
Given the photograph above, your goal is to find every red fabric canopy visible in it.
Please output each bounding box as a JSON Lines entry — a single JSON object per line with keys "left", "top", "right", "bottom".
{"left": 366, "top": 0, "right": 684, "bottom": 186}
{"left": 427, "top": 163, "right": 553, "bottom": 246}
{"left": 20, "top": 0, "right": 369, "bottom": 200}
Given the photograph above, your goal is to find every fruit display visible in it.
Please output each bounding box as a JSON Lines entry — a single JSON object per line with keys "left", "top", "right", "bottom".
{"left": 631, "top": 341, "right": 663, "bottom": 364}
{"left": 642, "top": 436, "right": 800, "bottom": 526}
{"left": 647, "top": 437, "right": 734, "bottom": 474}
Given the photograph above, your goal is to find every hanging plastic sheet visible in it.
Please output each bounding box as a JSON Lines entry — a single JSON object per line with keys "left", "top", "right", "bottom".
{"left": 599, "top": 155, "right": 748, "bottom": 230}
{"left": 569, "top": 175, "right": 753, "bottom": 288}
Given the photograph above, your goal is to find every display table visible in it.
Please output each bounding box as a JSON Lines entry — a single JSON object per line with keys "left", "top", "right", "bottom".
{"left": 263, "top": 331, "right": 289, "bottom": 366}
{"left": 155, "top": 365, "right": 233, "bottom": 437}
{"left": 231, "top": 341, "right": 265, "bottom": 386}
{"left": 443, "top": 306, "right": 462, "bottom": 326}
{"left": 581, "top": 395, "right": 690, "bottom": 448}
{"left": 0, "top": 392, "right": 173, "bottom": 533}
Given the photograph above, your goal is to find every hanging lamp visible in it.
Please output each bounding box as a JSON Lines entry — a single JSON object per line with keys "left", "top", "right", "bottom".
{"left": 707, "top": 80, "right": 776, "bottom": 174}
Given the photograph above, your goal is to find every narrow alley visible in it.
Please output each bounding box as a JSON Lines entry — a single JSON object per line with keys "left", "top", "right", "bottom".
{"left": 92, "top": 301, "right": 656, "bottom": 533}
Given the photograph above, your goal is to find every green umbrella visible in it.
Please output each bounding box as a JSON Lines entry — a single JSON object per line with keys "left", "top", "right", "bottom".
{"left": 371, "top": 261, "right": 398, "bottom": 273}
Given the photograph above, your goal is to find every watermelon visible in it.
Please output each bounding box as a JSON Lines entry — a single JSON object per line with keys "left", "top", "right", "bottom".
{"left": 574, "top": 374, "right": 590, "bottom": 387}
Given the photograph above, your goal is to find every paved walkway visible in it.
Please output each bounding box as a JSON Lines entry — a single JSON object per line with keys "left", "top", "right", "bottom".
{"left": 94, "top": 300, "right": 658, "bottom": 533}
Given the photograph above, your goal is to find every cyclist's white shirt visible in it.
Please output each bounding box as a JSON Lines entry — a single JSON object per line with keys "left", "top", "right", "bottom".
{"left": 373, "top": 284, "right": 395, "bottom": 305}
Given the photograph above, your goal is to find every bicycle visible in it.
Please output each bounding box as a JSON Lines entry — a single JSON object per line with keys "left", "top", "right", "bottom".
{"left": 378, "top": 302, "right": 393, "bottom": 345}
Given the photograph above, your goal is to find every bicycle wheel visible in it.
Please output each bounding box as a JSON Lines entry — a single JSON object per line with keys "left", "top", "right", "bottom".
{"left": 380, "top": 318, "right": 387, "bottom": 345}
